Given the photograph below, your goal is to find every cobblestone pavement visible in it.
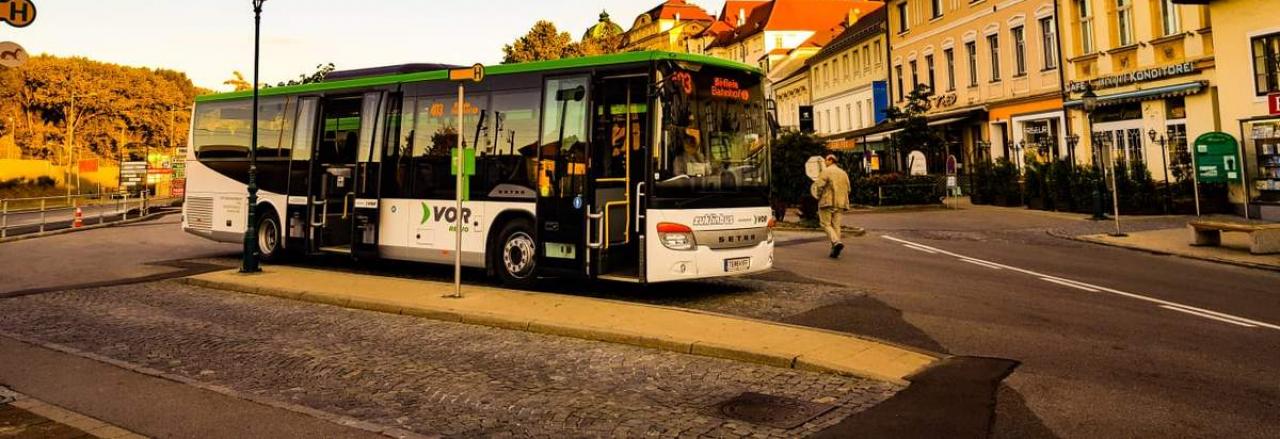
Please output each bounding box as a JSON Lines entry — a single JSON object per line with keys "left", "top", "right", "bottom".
{"left": 0, "top": 281, "right": 900, "bottom": 438}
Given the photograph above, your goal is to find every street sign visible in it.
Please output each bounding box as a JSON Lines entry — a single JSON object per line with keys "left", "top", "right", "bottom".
{"left": 0, "top": 0, "right": 36, "bottom": 28}
{"left": 1192, "top": 132, "right": 1242, "bottom": 184}
{"left": 0, "top": 41, "right": 28, "bottom": 68}
{"left": 946, "top": 154, "right": 957, "bottom": 176}
{"left": 804, "top": 156, "right": 823, "bottom": 181}
{"left": 78, "top": 159, "right": 98, "bottom": 174}
{"left": 449, "top": 63, "right": 485, "bottom": 82}
{"left": 1269, "top": 93, "right": 1280, "bottom": 115}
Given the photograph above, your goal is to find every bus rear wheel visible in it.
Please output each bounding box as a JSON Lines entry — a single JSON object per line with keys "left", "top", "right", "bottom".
{"left": 256, "top": 211, "right": 284, "bottom": 263}
{"left": 495, "top": 219, "right": 537, "bottom": 287}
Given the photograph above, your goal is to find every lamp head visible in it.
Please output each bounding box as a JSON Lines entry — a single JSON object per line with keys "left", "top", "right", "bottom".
{"left": 1081, "top": 84, "right": 1098, "bottom": 112}
{"left": 1147, "top": 129, "right": 1158, "bottom": 142}
{"left": 253, "top": 0, "right": 266, "bottom": 11}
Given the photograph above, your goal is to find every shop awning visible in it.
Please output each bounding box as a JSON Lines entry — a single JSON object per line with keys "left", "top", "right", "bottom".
{"left": 926, "top": 117, "right": 968, "bottom": 127}
{"left": 1064, "top": 81, "right": 1206, "bottom": 108}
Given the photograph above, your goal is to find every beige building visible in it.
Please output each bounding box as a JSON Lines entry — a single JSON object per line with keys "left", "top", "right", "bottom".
{"left": 773, "top": 68, "right": 812, "bottom": 130}
{"left": 1174, "top": 0, "right": 1280, "bottom": 219}
{"left": 809, "top": 6, "right": 890, "bottom": 142}
{"left": 621, "top": 0, "right": 714, "bottom": 53}
{"left": 1060, "top": 0, "right": 1215, "bottom": 185}
{"left": 885, "top": 0, "right": 1067, "bottom": 173}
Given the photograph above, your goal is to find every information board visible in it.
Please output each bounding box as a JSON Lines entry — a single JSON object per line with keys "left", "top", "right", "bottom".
{"left": 1192, "top": 132, "right": 1241, "bottom": 184}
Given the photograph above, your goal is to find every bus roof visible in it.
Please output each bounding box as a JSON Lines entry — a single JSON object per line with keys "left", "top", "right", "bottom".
{"left": 195, "top": 51, "right": 761, "bottom": 103}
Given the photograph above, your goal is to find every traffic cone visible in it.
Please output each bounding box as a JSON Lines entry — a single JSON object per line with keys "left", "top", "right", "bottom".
{"left": 73, "top": 207, "right": 84, "bottom": 228}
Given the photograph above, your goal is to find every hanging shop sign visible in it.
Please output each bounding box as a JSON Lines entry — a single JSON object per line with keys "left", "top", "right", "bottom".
{"left": 1067, "top": 62, "right": 1199, "bottom": 93}
{"left": 0, "top": 41, "right": 27, "bottom": 68}
{"left": 1192, "top": 132, "right": 1241, "bottom": 184}
{"left": 1268, "top": 93, "right": 1280, "bottom": 116}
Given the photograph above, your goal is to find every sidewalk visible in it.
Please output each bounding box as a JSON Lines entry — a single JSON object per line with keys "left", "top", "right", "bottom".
{"left": 184, "top": 266, "right": 941, "bottom": 385}
{"left": 1, "top": 387, "right": 143, "bottom": 439}
{"left": 1076, "top": 227, "right": 1280, "bottom": 271}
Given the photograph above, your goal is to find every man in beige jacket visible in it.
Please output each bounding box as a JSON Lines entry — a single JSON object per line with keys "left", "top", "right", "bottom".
{"left": 812, "top": 154, "right": 851, "bottom": 258}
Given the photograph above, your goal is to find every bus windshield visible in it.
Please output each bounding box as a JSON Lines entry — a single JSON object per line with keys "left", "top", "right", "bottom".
{"left": 654, "top": 64, "right": 769, "bottom": 205}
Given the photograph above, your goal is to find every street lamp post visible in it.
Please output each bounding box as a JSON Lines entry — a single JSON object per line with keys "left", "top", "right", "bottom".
{"left": 1081, "top": 85, "right": 1107, "bottom": 221}
{"left": 1148, "top": 129, "right": 1173, "bottom": 214}
{"left": 242, "top": 0, "right": 265, "bottom": 274}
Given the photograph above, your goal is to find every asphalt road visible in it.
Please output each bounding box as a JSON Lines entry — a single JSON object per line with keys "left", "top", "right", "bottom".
{"left": 774, "top": 207, "right": 1280, "bottom": 438}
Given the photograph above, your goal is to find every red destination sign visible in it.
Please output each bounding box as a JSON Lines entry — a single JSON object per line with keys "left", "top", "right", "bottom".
{"left": 1269, "top": 93, "right": 1280, "bottom": 115}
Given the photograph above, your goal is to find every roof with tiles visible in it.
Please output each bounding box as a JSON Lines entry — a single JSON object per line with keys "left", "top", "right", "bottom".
{"left": 641, "top": 0, "right": 714, "bottom": 22}
{"left": 808, "top": 4, "right": 886, "bottom": 64}
{"left": 705, "top": 0, "right": 884, "bottom": 49}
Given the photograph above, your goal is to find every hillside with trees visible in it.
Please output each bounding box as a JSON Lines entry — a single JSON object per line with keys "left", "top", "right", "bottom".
{"left": 0, "top": 55, "right": 204, "bottom": 163}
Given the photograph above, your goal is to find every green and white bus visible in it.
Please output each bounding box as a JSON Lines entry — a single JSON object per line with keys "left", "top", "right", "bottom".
{"left": 183, "top": 51, "right": 774, "bottom": 285}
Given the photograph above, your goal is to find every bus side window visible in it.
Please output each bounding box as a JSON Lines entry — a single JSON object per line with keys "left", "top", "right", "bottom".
{"left": 257, "top": 96, "right": 294, "bottom": 158}
{"left": 291, "top": 98, "right": 318, "bottom": 162}
{"left": 409, "top": 94, "right": 488, "bottom": 199}
{"left": 193, "top": 100, "right": 252, "bottom": 160}
{"left": 382, "top": 95, "right": 412, "bottom": 199}
{"left": 477, "top": 89, "right": 540, "bottom": 195}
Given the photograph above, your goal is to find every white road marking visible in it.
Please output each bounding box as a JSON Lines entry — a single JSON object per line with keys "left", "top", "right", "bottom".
{"left": 1039, "top": 277, "right": 1100, "bottom": 292}
{"left": 1159, "top": 305, "right": 1257, "bottom": 328}
{"left": 960, "top": 258, "right": 1003, "bottom": 270}
{"left": 901, "top": 243, "right": 939, "bottom": 254}
{"left": 882, "top": 235, "right": 1280, "bottom": 331}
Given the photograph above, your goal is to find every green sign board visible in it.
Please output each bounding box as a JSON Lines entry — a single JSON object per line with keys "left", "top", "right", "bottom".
{"left": 1192, "top": 132, "right": 1241, "bottom": 184}
{"left": 449, "top": 147, "right": 476, "bottom": 200}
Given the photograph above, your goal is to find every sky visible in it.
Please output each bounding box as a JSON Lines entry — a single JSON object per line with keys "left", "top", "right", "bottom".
{"left": 3, "top": 0, "right": 724, "bottom": 91}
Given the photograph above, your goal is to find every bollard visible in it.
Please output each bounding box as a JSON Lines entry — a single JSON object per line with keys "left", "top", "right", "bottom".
{"left": 73, "top": 206, "right": 84, "bottom": 228}
{"left": 122, "top": 194, "right": 129, "bottom": 221}
{"left": 39, "top": 199, "right": 46, "bottom": 233}
{"left": 1, "top": 200, "right": 7, "bottom": 239}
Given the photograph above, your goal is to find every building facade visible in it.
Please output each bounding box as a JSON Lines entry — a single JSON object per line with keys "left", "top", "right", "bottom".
{"left": 700, "top": 0, "right": 885, "bottom": 75}
{"left": 774, "top": 68, "right": 812, "bottom": 130}
{"left": 621, "top": 0, "right": 714, "bottom": 53}
{"left": 1176, "top": 0, "right": 1280, "bottom": 219}
{"left": 887, "top": 0, "right": 1067, "bottom": 173}
{"left": 810, "top": 6, "right": 890, "bottom": 141}
{"left": 1061, "top": 0, "right": 1215, "bottom": 185}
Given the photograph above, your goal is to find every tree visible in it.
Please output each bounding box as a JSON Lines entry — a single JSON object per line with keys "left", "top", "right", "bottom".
{"left": 770, "top": 131, "right": 827, "bottom": 221}
{"left": 224, "top": 71, "right": 252, "bottom": 92}
{"left": 272, "top": 63, "right": 335, "bottom": 88}
{"left": 502, "top": 20, "right": 577, "bottom": 64}
{"left": 883, "top": 85, "right": 946, "bottom": 174}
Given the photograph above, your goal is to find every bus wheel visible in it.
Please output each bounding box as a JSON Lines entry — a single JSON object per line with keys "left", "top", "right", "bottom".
{"left": 256, "top": 211, "right": 284, "bottom": 263}
{"left": 495, "top": 219, "right": 537, "bottom": 287}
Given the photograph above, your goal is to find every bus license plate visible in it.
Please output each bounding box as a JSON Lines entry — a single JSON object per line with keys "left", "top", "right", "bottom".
{"left": 724, "top": 257, "right": 751, "bottom": 273}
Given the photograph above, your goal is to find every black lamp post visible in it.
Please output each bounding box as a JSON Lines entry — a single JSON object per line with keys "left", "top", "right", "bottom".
{"left": 1081, "top": 85, "right": 1106, "bottom": 220}
{"left": 241, "top": 0, "right": 265, "bottom": 274}
{"left": 1148, "top": 129, "right": 1173, "bottom": 214}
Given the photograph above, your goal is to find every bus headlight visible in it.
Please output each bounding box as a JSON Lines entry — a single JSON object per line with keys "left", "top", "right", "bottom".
{"left": 657, "top": 222, "right": 696, "bottom": 250}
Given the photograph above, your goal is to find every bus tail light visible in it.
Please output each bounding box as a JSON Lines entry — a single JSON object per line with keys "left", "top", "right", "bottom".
{"left": 657, "top": 222, "right": 696, "bottom": 250}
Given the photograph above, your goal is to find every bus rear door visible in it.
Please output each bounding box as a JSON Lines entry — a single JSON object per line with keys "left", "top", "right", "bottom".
{"left": 535, "top": 76, "right": 590, "bottom": 276}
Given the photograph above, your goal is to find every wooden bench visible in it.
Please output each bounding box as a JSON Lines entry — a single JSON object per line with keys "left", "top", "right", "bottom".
{"left": 1189, "top": 220, "right": 1280, "bottom": 255}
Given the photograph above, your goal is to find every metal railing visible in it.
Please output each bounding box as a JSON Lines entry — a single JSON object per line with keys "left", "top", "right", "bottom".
{"left": 0, "top": 193, "right": 180, "bottom": 239}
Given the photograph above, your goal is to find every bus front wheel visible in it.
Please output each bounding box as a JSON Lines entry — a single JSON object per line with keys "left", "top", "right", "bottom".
{"left": 495, "top": 219, "right": 537, "bottom": 287}
{"left": 256, "top": 210, "right": 284, "bottom": 263}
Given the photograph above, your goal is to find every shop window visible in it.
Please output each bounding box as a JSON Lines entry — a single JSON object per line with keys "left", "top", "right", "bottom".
{"left": 1252, "top": 32, "right": 1280, "bottom": 96}
{"left": 1165, "top": 97, "right": 1186, "bottom": 120}
{"left": 1041, "top": 17, "right": 1059, "bottom": 70}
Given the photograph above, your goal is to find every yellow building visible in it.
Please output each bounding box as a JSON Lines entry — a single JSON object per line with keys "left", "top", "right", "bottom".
{"left": 1060, "top": 0, "right": 1215, "bottom": 185}
{"left": 885, "top": 0, "right": 1067, "bottom": 173}
{"left": 621, "top": 0, "right": 714, "bottom": 53}
{"left": 1176, "top": 0, "right": 1280, "bottom": 219}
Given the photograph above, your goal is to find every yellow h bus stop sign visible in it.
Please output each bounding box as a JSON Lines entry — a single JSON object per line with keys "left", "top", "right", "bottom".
{"left": 449, "top": 63, "right": 485, "bottom": 82}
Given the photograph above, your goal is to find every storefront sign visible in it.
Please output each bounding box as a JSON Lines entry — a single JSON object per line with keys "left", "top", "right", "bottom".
{"left": 1067, "top": 62, "right": 1198, "bottom": 93}
{"left": 930, "top": 93, "right": 958, "bottom": 110}
{"left": 1192, "top": 132, "right": 1241, "bottom": 184}
{"left": 1269, "top": 93, "right": 1280, "bottom": 115}
{"left": 826, "top": 138, "right": 856, "bottom": 150}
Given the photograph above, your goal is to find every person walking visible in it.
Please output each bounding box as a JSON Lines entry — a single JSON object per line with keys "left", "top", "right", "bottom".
{"left": 812, "top": 154, "right": 850, "bottom": 258}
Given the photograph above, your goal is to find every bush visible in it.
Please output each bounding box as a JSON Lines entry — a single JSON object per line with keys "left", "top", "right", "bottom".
{"left": 852, "top": 173, "right": 942, "bottom": 206}
{"left": 770, "top": 131, "right": 826, "bottom": 220}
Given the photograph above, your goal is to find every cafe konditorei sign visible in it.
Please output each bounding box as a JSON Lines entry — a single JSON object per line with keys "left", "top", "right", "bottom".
{"left": 1067, "top": 62, "right": 1199, "bottom": 93}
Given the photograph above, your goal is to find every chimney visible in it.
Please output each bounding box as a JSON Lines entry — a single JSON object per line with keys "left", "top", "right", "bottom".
{"left": 738, "top": 8, "right": 746, "bottom": 26}
{"left": 847, "top": 8, "right": 862, "bottom": 27}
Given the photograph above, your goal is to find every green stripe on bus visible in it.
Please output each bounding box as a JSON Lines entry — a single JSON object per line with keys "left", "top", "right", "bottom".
{"left": 195, "top": 51, "right": 759, "bottom": 103}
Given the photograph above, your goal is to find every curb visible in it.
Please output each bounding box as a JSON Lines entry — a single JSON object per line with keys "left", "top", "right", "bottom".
{"left": 0, "top": 210, "right": 176, "bottom": 244}
{"left": 0, "top": 330, "right": 437, "bottom": 439}
{"left": 1049, "top": 230, "right": 1280, "bottom": 273}
{"left": 179, "top": 275, "right": 941, "bottom": 386}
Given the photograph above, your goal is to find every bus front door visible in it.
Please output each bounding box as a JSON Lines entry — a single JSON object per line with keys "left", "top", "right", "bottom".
{"left": 535, "top": 76, "right": 590, "bottom": 276}
{"left": 588, "top": 75, "right": 648, "bottom": 281}
{"left": 310, "top": 96, "right": 365, "bottom": 254}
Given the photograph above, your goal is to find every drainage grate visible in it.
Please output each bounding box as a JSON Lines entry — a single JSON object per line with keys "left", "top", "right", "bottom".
{"left": 716, "top": 391, "right": 836, "bottom": 430}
